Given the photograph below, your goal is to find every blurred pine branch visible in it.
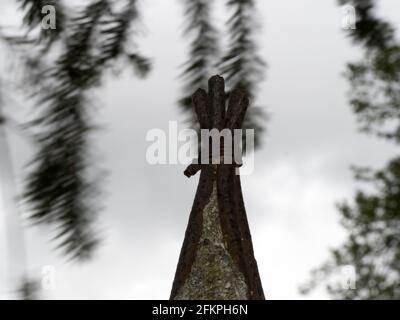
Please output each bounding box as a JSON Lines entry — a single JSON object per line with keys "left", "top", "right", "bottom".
{"left": 303, "top": 0, "right": 400, "bottom": 299}
{"left": 18, "top": 0, "right": 152, "bottom": 260}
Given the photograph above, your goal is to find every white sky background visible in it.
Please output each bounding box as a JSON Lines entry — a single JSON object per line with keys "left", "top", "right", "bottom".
{"left": 1, "top": 0, "right": 400, "bottom": 299}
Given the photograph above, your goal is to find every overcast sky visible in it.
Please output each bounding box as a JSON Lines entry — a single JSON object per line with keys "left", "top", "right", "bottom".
{"left": 1, "top": 0, "right": 400, "bottom": 300}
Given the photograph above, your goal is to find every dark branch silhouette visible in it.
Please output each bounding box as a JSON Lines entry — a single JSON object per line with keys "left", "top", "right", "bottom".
{"left": 220, "top": 0, "right": 267, "bottom": 148}
{"left": 19, "top": 0, "right": 151, "bottom": 260}
{"left": 179, "top": 0, "right": 219, "bottom": 122}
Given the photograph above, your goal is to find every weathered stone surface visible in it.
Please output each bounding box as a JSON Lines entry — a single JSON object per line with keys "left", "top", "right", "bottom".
{"left": 175, "top": 182, "right": 248, "bottom": 300}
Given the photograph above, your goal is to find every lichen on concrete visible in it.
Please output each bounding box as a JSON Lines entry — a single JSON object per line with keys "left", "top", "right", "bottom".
{"left": 174, "top": 182, "right": 248, "bottom": 300}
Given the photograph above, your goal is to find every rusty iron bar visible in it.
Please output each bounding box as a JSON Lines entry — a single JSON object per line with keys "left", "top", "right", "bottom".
{"left": 170, "top": 75, "right": 265, "bottom": 300}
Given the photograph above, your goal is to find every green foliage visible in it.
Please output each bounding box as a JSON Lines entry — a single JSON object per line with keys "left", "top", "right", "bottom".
{"left": 21, "top": 0, "right": 151, "bottom": 260}
{"left": 179, "top": 0, "right": 219, "bottom": 123}
{"left": 179, "top": 0, "right": 266, "bottom": 147}
{"left": 338, "top": 0, "right": 394, "bottom": 50}
{"left": 303, "top": 0, "right": 400, "bottom": 299}
{"left": 221, "top": 0, "right": 267, "bottom": 147}
{"left": 18, "top": 0, "right": 65, "bottom": 44}
{"left": 303, "top": 159, "right": 400, "bottom": 299}
{"left": 339, "top": 0, "right": 400, "bottom": 142}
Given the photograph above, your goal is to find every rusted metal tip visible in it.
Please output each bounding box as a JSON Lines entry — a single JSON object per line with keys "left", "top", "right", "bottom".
{"left": 184, "top": 164, "right": 202, "bottom": 178}
{"left": 192, "top": 88, "right": 206, "bottom": 99}
{"left": 208, "top": 74, "right": 224, "bottom": 83}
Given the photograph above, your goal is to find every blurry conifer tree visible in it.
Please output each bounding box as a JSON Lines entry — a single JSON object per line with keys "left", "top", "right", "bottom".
{"left": 302, "top": 0, "right": 400, "bottom": 299}
{"left": 6, "top": 0, "right": 266, "bottom": 261}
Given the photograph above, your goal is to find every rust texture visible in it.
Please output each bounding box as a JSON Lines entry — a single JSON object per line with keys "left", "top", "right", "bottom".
{"left": 170, "top": 75, "right": 265, "bottom": 300}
